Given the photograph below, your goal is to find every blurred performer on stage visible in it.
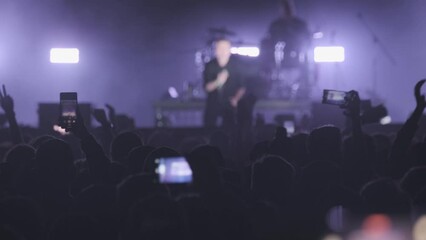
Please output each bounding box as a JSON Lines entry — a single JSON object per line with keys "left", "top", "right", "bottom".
{"left": 203, "top": 39, "right": 246, "bottom": 128}
{"left": 260, "top": 0, "right": 311, "bottom": 99}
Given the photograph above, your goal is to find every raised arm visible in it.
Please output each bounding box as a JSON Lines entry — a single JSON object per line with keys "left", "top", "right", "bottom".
{"left": 71, "top": 107, "right": 111, "bottom": 184}
{"left": 0, "top": 85, "right": 23, "bottom": 144}
{"left": 93, "top": 107, "right": 115, "bottom": 155}
{"left": 344, "top": 90, "right": 362, "bottom": 138}
{"left": 387, "top": 79, "right": 426, "bottom": 179}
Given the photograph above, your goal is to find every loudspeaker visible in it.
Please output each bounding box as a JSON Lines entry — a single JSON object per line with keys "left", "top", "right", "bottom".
{"left": 38, "top": 103, "right": 92, "bottom": 131}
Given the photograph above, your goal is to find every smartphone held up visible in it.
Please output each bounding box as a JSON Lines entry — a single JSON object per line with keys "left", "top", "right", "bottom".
{"left": 322, "top": 89, "right": 348, "bottom": 106}
{"left": 59, "top": 92, "right": 77, "bottom": 131}
{"left": 155, "top": 156, "right": 193, "bottom": 184}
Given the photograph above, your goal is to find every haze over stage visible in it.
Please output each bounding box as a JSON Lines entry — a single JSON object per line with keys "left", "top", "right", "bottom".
{"left": 0, "top": 0, "right": 425, "bottom": 127}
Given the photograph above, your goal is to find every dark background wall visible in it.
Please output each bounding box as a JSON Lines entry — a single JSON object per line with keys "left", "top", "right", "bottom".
{"left": 0, "top": 0, "right": 424, "bottom": 126}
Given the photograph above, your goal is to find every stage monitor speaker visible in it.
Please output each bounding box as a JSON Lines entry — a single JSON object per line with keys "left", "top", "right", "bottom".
{"left": 38, "top": 103, "right": 92, "bottom": 131}
{"left": 310, "top": 102, "right": 346, "bottom": 130}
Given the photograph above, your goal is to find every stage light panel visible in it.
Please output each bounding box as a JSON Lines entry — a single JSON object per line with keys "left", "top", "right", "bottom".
{"left": 231, "top": 47, "right": 260, "bottom": 57}
{"left": 314, "top": 46, "right": 345, "bottom": 63}
{"left": 50, "top": 48, "right": 79, "bottom": 63}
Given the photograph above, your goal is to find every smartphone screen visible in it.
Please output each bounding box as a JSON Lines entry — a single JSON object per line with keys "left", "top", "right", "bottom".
{"left": 60, "top": 92, "right": 77, "bottom": 130}
{"left": 155, "top": 157, "right": 193, "bottom": 184}
{"left": 322, "top": 90, "right": 347, "bottom": 106}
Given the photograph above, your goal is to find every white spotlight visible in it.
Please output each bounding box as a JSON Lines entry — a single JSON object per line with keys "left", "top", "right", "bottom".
{"left": 50, "top": 48, "right": 79, "bottom": 64}
{"left": 231, "top": 47, "right": 260, "bottom": 57}
{"left": 314, "top": 46, "right": 345, "bottom": 63}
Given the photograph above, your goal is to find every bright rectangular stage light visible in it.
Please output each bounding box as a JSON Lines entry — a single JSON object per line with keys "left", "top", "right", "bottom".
{"left": 314, "top": 46, "right": 345, "bottom": 63}
{"left": 50, "top": 48, "right": 79, "bottom": 63}
{"left": 231, "top": 47, "right": 260, "bottom": 57}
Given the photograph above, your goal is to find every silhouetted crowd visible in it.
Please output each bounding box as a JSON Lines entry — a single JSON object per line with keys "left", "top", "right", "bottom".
{"left": 1, "top": 80, "right": 426, "bottom": 240}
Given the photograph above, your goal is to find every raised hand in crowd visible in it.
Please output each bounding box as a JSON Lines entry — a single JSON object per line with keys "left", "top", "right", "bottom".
{"left": 0, "top": 85, "right": 14, "bottom": 115}
{"left": 105, "top": 103, "right": 116, "bottom": 127}
{"left": 415, "top": 79, "right": 426, "bottom": 110}
{"left": 343, "top": 90, "right": 363, "bottom": 140}
{"left": 93, "top": 107, "right": 115, "bottom": 154}
{"left": 93, "top": 108, "right": 110, "bottom": 126}
{"left": 0, "top": 84, "right": 23, "bottom": 144}
{"left": 71, "top": 106, "right": 111, "bottom": 184}
{"left": 388, "top": 79, "right": 426, "bottom": 179}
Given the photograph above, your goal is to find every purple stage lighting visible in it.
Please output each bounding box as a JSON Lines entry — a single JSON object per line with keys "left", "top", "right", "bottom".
{"left": 314, "top": 46, "right": 345, "bottom": 63}
{"left": 50, "top": 48, "right": 79, "bottom": 64}
{"left": 231, "top": 46, "right": 260, "bottom": 57}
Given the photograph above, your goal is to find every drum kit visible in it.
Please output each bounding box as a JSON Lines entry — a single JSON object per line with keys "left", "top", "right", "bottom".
{"left": 192, "top": 27, "right": 312, "bottom": 100}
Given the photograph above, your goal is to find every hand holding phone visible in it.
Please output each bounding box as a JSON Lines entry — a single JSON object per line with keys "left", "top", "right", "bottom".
{"left": 59, "top": 92, "right": 77, "bottom": 131}
{"left": 155, "top": 157, "right": 193, "bottom": 184}
{"left": 322, "top": 89, "right": 348, "bottom": 106}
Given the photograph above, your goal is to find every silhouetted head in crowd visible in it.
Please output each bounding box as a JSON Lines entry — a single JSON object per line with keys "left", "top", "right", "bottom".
{"left": 412, "top": 187, "right": 426, "bottom": 217}
{"left": 342, "top": 134, "right": 376, "bottom": 189}
{"left": 251, "top": 155, "right": 295, "bottom": 204}
{"left": 360, "top": 178, "right": 410, "bottom": 215}
{"left": 147, "top": 130, "right": 177, "bottom": 149}
{"left": 290, "top": 133, "right": 309, "bottom": 167}
{"left": 178, "top": 136, "right": 206, "bottom": 156}
{"left": 268, "top": 127, "right": 292, "bottom": 161}
{"left": 117, "top": 174, "right": 168, "bottom": 216}
{"left": 114, "top": 115, "right": 136, "bottom": 133}
{"left": 249, "top": 141, "right": 270, "bottom": 164}
{"left": 4, "top": 144, "right": 35, "bottom": 170}
{"left": 0, "top": 196, "right": 44, "bottom": 240}
{"left": 69, "top": 168, "right": 92, "bottom": 197}
{"left": 400, "top": 167, "right": 426, "bottom": 200}
{"left": 372, "top": 134, "right": 392, "bottom": 175}
{"left": 300, "top": 160, "right": 341, "bottom": 192}
{"left": 187, "top": 145, "right": 222, "bottom": 192}
{"left": 48, "top": 213, "right": 100, "bottom": 240}
{"left": 143, "top": 147, "right": 180, "bottom": 174}
{"left": 343, "top": 134, "right": 376, "bottom": 163}
{"left": 107, "top": 161, "right": 129, "bottom": 185}
{"left": 126, "top": 145, "right": 155, "bottom": 175}
{"left": 35, "top": 139, "right": 76, "bottom": 191}
{"left": 111, "top": 132, "right": 143, "bottom": 164}
{"left": 177, "top": 194, "right": 213, "bottom": 240}
{"left": 1, "top": 144, "right": 36, "bottom": 196}
{"left": 72, "top": 185, "right": 118, "bottom": 240}
{"left": 255, "top": 124, "right": 277, "bottom": 142}
{"left": 307, "top": 125, "right": 342, "bottom": 163}
{"left": 209, "top": 131, "right": 230, "bottom": 161}
{"left": 29, "top": 135, "right": 57, "bottom": 150}
{"left": 413, "top": 140, "right": 426, "bottom": 167}
{"left": 249, "top": 201, "right": 282, "bottom": 240}
{"left": 123, "top": 194, "right": 185, "bottom": 240}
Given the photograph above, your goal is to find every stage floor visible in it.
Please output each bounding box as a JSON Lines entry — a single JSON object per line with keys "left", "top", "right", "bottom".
{"left": 153, "top": 99, "right": 311, "bottom": 127}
